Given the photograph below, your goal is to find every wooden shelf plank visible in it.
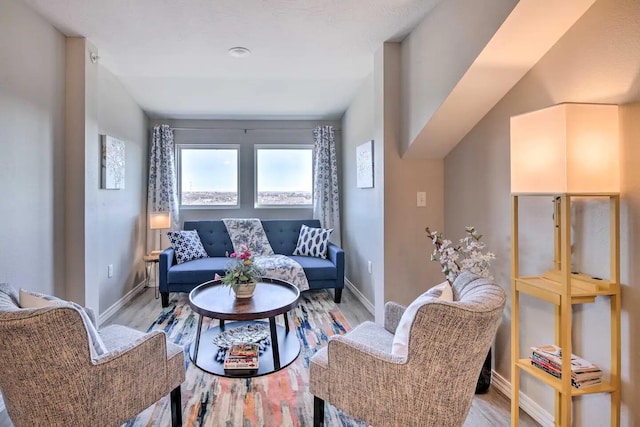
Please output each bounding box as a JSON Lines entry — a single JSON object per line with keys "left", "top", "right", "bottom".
{"left": 515, "top": 276, "right": 617, "bottom": 304}
{"left": 516, "top": 359, "right": 616, "bottom": 396}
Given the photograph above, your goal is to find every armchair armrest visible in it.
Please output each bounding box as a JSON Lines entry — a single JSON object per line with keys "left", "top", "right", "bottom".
{"left": 159, "top": 248, "right": 175, "bottom": 292}
{"left": 329, "top": 334, "right": 405, "bottom": 364}
{"left": 95, "top": 330, "right": 169, "bottom": 365}
{"left": 327, "top": 243, "right": 344, "bottom": 287}
{"left": 384, "top": 301, "right": 406, "bottom": 334}
{"left": 91, "top": 330, "right": 181, "bottom": 419}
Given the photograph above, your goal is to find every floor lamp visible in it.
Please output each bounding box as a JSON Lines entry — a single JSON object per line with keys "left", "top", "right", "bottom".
{"left": 149, "top": 211, "right": 171, "bottom": 256}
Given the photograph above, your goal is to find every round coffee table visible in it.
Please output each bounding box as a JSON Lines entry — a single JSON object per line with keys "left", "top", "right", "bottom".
{"left": 189, "top": 277, "right": 301, "bottom": 377}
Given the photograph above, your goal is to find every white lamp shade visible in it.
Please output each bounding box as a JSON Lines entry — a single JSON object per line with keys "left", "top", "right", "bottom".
{"left": 510, "top": 103, "right": 619, "bottom": 194}
{"left": 149, "top": 212, "right": 171, "bottom": 229}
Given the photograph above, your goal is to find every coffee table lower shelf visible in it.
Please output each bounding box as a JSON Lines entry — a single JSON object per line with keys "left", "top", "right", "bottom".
{"left": 189, "top": 320, "right": 301, "bottom": 378}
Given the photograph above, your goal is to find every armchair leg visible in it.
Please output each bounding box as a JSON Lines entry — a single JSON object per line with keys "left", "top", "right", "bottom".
{"left": 170, "top": 385, "right": 182, "bottom": 427}
{"left": 161, "top": 292, "right": 169, "bottom": 307}
{"left": 313, "top": 396, "right": 325, "bottom": 427}
{"left": 334, "top": 288, "right": 342, "bottom": 303}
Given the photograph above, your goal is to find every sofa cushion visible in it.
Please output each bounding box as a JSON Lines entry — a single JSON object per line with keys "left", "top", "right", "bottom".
{"left": 261, "top": 219, "right": 322, "bottom": 255}
{"left": 167, "top": 230, "right": 209, "bottom": 264}
{"left": 391, "top": 281, "right": 453, "bottom": 358}
{"left": 18, "top": 289, "right": 108, "bottom": 360}
{"left": 167, "top": 257, "right": 230, "bottom": 284}
{"left": 293, "top": 224, "right": 332, "bottom": 259}
{"left": 289, "top": 255, "right": 337, "bottom": 281}
{"left": 184, "top": 221, "right": 234, "bottom": 257}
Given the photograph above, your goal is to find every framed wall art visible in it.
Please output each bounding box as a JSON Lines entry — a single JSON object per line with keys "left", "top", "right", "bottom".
{"left": 356, "top": 140, "right": 373, "bottom": 188}
{"left": 101, "top": 135, "right": 125, "bottom": 189}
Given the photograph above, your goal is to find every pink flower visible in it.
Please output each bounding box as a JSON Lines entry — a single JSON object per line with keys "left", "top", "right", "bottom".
{"left": 214, "top": 273, "right": 222, "bottom": 281}
{"left": 230, "top": 252, "right": 237, "bottom": 258}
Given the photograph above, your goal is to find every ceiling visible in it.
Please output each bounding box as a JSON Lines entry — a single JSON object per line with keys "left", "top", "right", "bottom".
{"left": 22, "top": 0, "right": 442, "bottom": 120}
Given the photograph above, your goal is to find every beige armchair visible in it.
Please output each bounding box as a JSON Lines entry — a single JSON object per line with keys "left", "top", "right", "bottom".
{"left": 309, "top": 272, "right": 506, "bottom": 427}
{"left": 0, "top": 284, "right": 185, "bottom": 427}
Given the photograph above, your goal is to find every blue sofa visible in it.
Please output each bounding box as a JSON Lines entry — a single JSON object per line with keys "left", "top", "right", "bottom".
{"left": 159, "top": 219, "right": 345, "bottom": 307}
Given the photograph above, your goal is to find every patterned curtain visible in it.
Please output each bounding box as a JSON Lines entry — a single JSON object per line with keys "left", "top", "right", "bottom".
{"left": 313, "top": 125, "right": 341, "bottom": 245}
{"left": 147, "top": 124, "right": 179, "bottom": 248}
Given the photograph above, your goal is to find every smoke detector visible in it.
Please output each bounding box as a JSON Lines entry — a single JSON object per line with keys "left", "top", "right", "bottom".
{"left": 228, "top": 47, "right": 251, "bottom": 58}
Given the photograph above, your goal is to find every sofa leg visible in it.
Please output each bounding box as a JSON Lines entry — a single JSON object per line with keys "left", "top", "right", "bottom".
{"left": 170, "top": 385, "right": 182, "bottom": 427}
{"left": 334, "top": 288, "right": 342, "bottom": 304}
{"left": 313, "top": 396, "right": 325, "bottom": 427}
{"left": 161, "top": 292, "right": 169, "bottom": 308}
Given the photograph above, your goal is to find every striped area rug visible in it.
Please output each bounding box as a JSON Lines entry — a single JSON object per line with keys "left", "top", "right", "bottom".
{"left": 126, "top": 290, "right": 367, "bottom": 427}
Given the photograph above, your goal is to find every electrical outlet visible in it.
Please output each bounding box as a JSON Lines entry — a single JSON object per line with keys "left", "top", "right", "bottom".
{"left": 417, "top": 192, "right": 427, "bottom": 207}
{"left": 108, "top": 264, "right": 114, "bottom": 278}
{"left": 367, "top": 260, "right": 372, "bottom": 274}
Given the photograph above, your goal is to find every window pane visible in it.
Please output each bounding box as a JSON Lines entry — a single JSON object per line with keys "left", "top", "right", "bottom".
{"left": 256, "top": 148, "right": 312, "bottom": 206}
{"left": 180, "top": 148, "right": 238, "bottom": 206}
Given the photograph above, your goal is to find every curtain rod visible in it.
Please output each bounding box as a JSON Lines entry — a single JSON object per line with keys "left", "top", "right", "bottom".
{"left": 170, "top": 126, "right": 340, "bottom": 132}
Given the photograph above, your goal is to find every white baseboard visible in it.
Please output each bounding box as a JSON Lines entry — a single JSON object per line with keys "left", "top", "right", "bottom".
{"left": 344, "top": 277, "right": 375, "bottom": 315}
{"left": 0, "top": 391, "right": 4, "bottom": 413}
{"left": 97, "top": 280, "right": 147, "bottom": 327}
{"left": 491, "top": 369, "right": 554, "bottom": 427}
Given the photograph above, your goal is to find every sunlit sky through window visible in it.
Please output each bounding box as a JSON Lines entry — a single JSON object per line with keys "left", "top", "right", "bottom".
{"left": 257, "top": 149, "right": 312, "bottom": 192}
{"left": 181, "top": 147, "right": 312, "bottom": 192}
{"left": 181, "top": 149, "right": 237, "bottom": 192}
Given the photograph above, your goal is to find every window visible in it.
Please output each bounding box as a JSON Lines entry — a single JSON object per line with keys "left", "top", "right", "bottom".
{"left": 254, "top": 145, "right": 313, "bottom": 207}
{"left": 177, "top": 144, "right": 239, "bottom": 208}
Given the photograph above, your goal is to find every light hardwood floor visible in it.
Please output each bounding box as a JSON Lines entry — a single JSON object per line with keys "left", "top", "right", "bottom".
{"left": 0, "top": 285, "right": 539, "bottom": 427}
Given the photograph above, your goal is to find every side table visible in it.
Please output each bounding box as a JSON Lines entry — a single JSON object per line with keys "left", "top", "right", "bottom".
{"left": 143, "top": 253, "right": 160, "bottom": 299}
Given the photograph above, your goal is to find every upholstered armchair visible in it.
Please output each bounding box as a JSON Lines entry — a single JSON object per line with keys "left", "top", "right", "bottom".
{"left": 309, "top": 272, "right": 506, "bottom": 427}
{"left": 0, "top": 284, "right": 185, "bottom": 427}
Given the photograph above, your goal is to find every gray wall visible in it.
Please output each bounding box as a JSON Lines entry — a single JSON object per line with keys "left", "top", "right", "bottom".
{"left": 0, "top": 0, "right": 66, "bottom": 296}
{"left": 1, "top": 0, "right": 149, "bottom": 316}
{"left": 148, "top": 119, "right": 340, "bottom": 243}
{"left": 400, "top": 0, "right": 517, "bottom": 153}
{"left": 97, "top": 67, "right": 149, "bottom": 312}
{"left": 341, "top": 44, "right": 445, "bottom": 321}
{"left": 444, "top": 0, "right": 640, "bottom": 424}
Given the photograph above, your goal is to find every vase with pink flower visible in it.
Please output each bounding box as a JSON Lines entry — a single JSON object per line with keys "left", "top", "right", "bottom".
{"left": 214, "top": 245, "right": 262, "bottom": 299}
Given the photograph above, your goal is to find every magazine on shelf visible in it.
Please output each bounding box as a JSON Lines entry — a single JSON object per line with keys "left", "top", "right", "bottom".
{"left": 531, "top": 345, "right": 601, "bottom": 374}
{"left": 530, "top": 344, "right": 603, "bottom": 388}
{"left": 224, "top": 343, "right": 259, "bottom": 375}
{"left": 228, "top": 343, "right": 259, "bottom": 358}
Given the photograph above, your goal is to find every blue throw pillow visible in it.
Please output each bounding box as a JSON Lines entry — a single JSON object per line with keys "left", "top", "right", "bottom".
{"left": 293, "top": 224, "right": 333, "bottom": 259}
{"left": 167, "top": 230, "right": 209, "bottom": 264}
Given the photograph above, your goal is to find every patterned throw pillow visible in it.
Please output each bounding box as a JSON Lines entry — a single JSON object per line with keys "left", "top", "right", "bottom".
{"left": 167, "top": 230, "right": 209, "bottom": 264}
{"left": 293, "top": 224, "right": 333, "bottom": 259}
{"left": 391, "top": 281, "right": 453, "bottom": 358}
{"left": 19, "top": 289, "right": 108, "bottom": 360}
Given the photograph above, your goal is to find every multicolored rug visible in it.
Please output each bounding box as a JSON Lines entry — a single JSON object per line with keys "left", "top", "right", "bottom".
{"left": 126, "top": 290, "right": 368, "bottom": 427}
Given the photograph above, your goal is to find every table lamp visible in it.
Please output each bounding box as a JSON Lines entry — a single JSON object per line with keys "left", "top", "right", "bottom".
{"left": 149, "top": 211, "right": 171, "bottom": 255}
{"left": 510, "top": 102, "right": 619, "bottom": 271}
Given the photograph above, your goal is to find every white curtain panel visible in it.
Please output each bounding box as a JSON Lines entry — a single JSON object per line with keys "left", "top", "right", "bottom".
{"left": 147, "top": 124, "right": 180, "bottom": 249}
{"left": 313, "top": 125, "right": 341, "bottom": 245}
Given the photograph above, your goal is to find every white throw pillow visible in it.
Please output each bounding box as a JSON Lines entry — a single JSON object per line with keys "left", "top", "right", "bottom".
{"left": 19, "top": 289, "right": 108, "bottom": 360}
{"left": 292, "top": 224, "right": 333, "bottom": 259}
{"left": 391, "top": 281, "right": 453, "bottom": 358}
{"left": 167, "top": 230, "right": 209, "bottom": 264}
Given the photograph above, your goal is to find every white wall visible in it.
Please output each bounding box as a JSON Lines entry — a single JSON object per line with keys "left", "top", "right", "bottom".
{"left": 0, "top": 0, "right": 66, "bottom": 296}
{"left": 444, "top": 0, "right": 640, "bottom": 424}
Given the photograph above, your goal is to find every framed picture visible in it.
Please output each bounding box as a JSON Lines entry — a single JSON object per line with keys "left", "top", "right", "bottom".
{"left": 356, "top": 140, "right": 374, "bottom": 188}
{"left": 101, "top": 135, "right": 125, "bottom": 189}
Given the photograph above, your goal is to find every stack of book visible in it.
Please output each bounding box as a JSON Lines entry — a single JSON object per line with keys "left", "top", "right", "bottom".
{"left": 530, "top": 344, "right": 603, "bottom": 389}
{"left": 223, "top": 343, "right": 259, "bottom": 375}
